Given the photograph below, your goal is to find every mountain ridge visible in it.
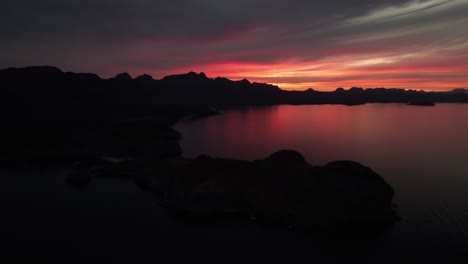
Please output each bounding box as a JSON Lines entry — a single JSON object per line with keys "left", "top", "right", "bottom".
{"left": 2, "top": 66, "right": 468, "bottom": 108}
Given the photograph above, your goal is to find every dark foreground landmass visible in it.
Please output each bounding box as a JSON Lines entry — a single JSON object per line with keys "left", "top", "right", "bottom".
{"left": 0, "top": 65, "right": 400, "bottom": 235}
{"left": 68, "top": 150, "right": 397, "bottom": 232}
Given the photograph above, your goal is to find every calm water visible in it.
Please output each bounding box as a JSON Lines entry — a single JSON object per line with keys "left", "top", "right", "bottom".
{"left": 176, "top": 103, "right": 468, "bottom": 261}
{"left": 3, "top": 104, "right": 468, "bottom": 262}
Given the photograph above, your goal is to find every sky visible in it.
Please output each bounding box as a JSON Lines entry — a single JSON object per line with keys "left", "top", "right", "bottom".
{"left": 1, "top": 0, "right": 468, "bottom": 91}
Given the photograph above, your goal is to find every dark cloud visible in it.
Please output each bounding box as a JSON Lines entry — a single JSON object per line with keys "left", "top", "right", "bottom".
{"left": 0, "top": 0, "right": 403, "bottom": 41}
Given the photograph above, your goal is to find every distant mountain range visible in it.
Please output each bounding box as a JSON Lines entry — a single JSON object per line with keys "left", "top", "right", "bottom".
{"left": 1, "top": 66, "right": 468, "bottom": 111}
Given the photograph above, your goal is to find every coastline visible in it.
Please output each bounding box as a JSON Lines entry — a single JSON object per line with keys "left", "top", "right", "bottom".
{"left": 64, "top": 106, "right": 398, "bottom": 231}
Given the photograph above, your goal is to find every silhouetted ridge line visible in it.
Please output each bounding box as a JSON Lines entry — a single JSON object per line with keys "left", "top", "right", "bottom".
{"left": 113, "top": 72, "right": 132, "bottom": 81}
{"left": 1, "top": 66, "right": 468, "bottom": 107}
{"left": 135, "top": 74, "right": 154, "bottom": 82}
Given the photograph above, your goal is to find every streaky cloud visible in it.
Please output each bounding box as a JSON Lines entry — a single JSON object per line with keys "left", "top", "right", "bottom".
{"left": 345, "top": 0, "right": 457, "bottom": 25}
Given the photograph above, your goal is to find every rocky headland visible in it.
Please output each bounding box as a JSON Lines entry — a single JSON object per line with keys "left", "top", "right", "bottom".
{"left": 65, "top": 120, "right": 398, "bottom": 232}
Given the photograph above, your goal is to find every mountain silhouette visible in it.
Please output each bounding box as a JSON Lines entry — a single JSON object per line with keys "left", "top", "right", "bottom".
{"left": 113, "top": 72, "right": 132, "bottom": 81}
{"left": 2, "top": 66, "right": 468, "bottom": 118}
{"left": 135, "top": 74, "right": 154, "bottom": 83}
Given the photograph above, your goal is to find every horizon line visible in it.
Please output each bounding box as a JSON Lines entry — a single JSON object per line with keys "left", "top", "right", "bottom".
{"left": 1, "top": 65, "right": 466, "bottom": 93}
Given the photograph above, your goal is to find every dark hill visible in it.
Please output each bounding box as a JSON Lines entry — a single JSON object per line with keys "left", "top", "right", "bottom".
{"left": 113, "top": 72, "right": 132, "bottom": 81}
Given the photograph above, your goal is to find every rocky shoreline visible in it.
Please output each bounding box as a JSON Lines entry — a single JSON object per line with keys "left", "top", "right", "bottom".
{"left": 66, "top": 112, "right": 399, "bottom": 232}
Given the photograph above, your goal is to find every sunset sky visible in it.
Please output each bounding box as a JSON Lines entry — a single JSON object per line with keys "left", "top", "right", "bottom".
{"left": 1, "top": 0, "right": 468, "bottom": 91}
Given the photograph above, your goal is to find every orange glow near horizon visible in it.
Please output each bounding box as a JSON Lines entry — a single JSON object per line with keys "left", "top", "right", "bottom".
{"left": 149, "top": 58, "right": 468, "bottom": 91}
{"left": 125, "top": 36, "right": 468, "bottom": 92}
